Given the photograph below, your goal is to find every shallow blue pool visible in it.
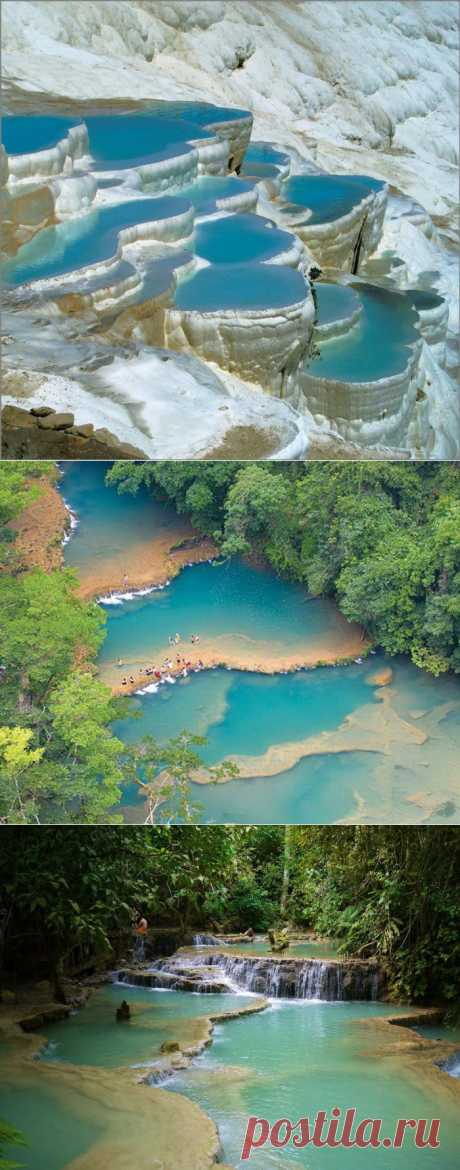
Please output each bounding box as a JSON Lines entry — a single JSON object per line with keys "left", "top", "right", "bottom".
{"left": 314, "top": 282, "right": 361, "bottom": 325}
{"left": 4, "top": 195, "right": 190, "bottom": 286}
{"left": 307, "top": 282, "right": 420, "bottom": 381}
{"left": 193, "top": 213, "right": 295, "bottom": 264}
{"left": 177, "top": 176, "right": 256, "bottom": 213}
{"left": 283, "top": 173, "right": 384, "bottom": 225}
{"left": 244, "top": 141, "right": 290, "bottom": 167}
{"left": 2, "top": 114, "right": 81, "bottom": 154}
{"left": 175, "top": 261, "right": 307, "bottom": 310}
{"left": 84, "top": 113, "right": 212, "bottom": 168}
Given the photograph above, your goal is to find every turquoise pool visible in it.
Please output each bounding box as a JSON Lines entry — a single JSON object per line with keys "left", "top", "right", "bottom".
{"left": 193, "top": 213, "right": 295, "bottom": 265}
{"left": 283, "top": 173, "right": 385, "bottom": 225}
{"left": 2, "top": 114, "right": 81, "bottom": 154}
{"left": 306, "top": 283, "right": 420, "bottom": 381}
{"left": 2, "top": 985, "right": 457, "bottom": 1169}
{"left": 174, "top": 262, "right": 307, "bottom": 310}
{"left": 61, "top": 461, "right": 184, "bottom": 575}
{"left": 40, "top": 983, "right": 254, "bottom": 1069}
{"left": 171, "top": 999, "right": 459, "bottom": 1168}
{"left": 4, "top": 195, "right": 190, "bottom": 286}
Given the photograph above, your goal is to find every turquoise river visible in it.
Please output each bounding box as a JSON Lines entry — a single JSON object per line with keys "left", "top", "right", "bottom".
{"left": 60, "top": 464, "right": 460, "bottom": 825}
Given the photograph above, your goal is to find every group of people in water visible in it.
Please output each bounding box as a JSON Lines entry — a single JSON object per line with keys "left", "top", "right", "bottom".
{"left": 118, "top": 632, "right": 204, "bottom": 689}
{"left": 167, "top": 631, "right": 200, "bottom": 645}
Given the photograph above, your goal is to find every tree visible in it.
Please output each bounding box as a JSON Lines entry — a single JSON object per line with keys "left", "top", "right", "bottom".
{"left": 0, "top": 727, "right": 46, "bottom": 824}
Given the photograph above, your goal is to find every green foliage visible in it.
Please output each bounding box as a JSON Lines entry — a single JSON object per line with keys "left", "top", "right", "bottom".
{"left": 289, "top": 826, "right": 460, "bottom": 1003}
{"left": 109, "top": 461, "right": 459, "bottom": 674}
{"left": 0, "top": 1120, "right": 26, "bottom": 1170}
{"left": 0, "top": 461, "right": 56, "bottom": 571}
{"left": 2, "top": 826, "right": 459, "bottom": 1007}
{"left": 106, "top": 460, "right": 241, "bottom": 536}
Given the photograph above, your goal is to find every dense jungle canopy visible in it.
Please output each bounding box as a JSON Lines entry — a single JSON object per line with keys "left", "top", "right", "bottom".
{"left": 1, "top": 826, "right": 459, "bottom": 1008}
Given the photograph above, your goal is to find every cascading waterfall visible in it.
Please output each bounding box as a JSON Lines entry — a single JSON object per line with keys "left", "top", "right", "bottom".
{"left": 133, "top": 935, "right": 146, "bottom": 962}
{"left": 120, "top": 949, "right": 383, "bottom": 1001}
{"left": 192, "top": 933, "right": 227, "bottom": 947}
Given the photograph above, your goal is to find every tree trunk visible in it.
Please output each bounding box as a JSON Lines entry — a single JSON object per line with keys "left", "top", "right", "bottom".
{"left": 280, "top": 826, "right": 292, "bottom": 918}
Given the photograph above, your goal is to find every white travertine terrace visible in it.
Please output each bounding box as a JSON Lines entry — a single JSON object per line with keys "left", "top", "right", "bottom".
{"left": 203, "top": 113, "right": 253, "bottom": 171}
{"left": 414, "top": 298, "right": 450, "bottom": 360}
{"left": 1, "top": 1, "right": 457, "bottom": 459}
{"left": 296, "top": 341, "right": 423, "bottom": 429}
{"left": 13, "top": 202, "right": 196, "bottom": 297}
{"left": 7, "top": 122, "right": 89, "bottom": 184}
{"left": 313, "top": 303, "right": 363, "bottom": 341}
{"left": 189, "top": 134, "right": 230, "bottom": 175}
{"left": 90, "top": 145, "right": 199, "bottom": 195}
{"left": 165, "top": 292, "right": 315, "bottom": 391}
{"left": 211, "top": 187, "right": 258, "bottom": 213}
{"left": 289, "top": 184, "right": 388, "bottom": 271}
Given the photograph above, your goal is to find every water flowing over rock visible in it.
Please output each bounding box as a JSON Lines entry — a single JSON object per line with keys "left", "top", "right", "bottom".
{"left": 117, "top": 948, "right": 383, "bottom": 1001}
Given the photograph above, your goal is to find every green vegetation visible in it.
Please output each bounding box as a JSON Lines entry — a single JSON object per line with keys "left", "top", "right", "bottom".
{"left": 108, "top": 461, "right": 460, "bottom": 675}
{"left": 1, "top": 826, "right": 459, "bottom": 1007}
{"left": 1, "top": 461, "right": 458, "bottom": 823}
{"left": 0, "top": 465, "right": 228, "bottom": 825}
{"left": 0, "top": 1121, "right": 26, "bottom": 1170}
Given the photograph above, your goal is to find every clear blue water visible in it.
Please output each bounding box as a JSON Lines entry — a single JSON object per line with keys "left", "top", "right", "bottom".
{"left": 176, "top": 176, "right": 256, "bottom": 213}
{"left": 4, "top": 195, "right": 190, "bottom": 286}
{"left": 193, "top": 213, "right": 295, "bottom": 264}
{"left": 174, "top": 261, "right": 307, "bottom": 310}
{"left": 0, "top": 1077, "right": 102, "bottom": 1170}
{"left": 283, "top": 173, "right": 385, "bottom": 225}
{"left": 240, "top": 161, "right": 281, "bottom": 178}
{"left": 214, "top": 939, "right": 340, "bottom": 959}
{"left": 110, "top": 652, "right": 459, "bottom": 822}
{"left": 145, "top": 100, "right": 250, "bottom": 127}
{"left": 3, "top": 992, "right": 457, "bottom": 1169}
{"left": 60, "top": 466, "right": 459, "bottom": 825}
{"left": 2, "top": 103, "right": 250, "bottom": 159}
{"left": 99, "top": 559, "right": 351, "bottom": 664}
{"left": 244, "top": 142, "right": 290, "bottom": 167}
{"left": 83, "top": 113, "right": 212, "bottom": 168}
{"left": 2, "top": 114, "right": 81, "bottom": 154}
{"left": 40, "top": 983, "right": 253, "bottom": 1068}
{"left": 61, "top": 461, "right": 184, "bottom": 573}
{"left": 314, "top": 282, "right": 361, "bottom": 325}
{"left": 171, "top": 1000, "right": 459, "bottom": 1169}
{"left": 307, "top": 283, "right": 420, "bottom": 380}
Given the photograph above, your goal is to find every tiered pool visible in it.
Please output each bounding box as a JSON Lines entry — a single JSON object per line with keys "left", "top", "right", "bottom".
{"left": 282, "top": 173, "right": 385, "bottom": 224}
{"left": 306, "top": 282, "right": 420, "bottom": 382}
{"left": 171, "top": 998, "right": 459, "bottom": 1169}
{"left": 174, "top": 262, "right": 307, "bottom": 311}
{"left": 59, "top": 464, "right": 460, "bottom": 826}
{"left": 193, "top": 213, "right": 296, "bottom": 265}
{"left": 3, "top": 195, "right": 191, "bottom": 287}
{"left": 2, "top": 985, "right": 457, "bottom": 1170}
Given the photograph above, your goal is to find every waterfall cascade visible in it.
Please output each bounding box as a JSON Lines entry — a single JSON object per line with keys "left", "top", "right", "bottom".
{"left": 192, "top": 933, "right": 227, "bottom": 947}
{"left": 117, "top": 948, "right": 382, "bottom": 1001}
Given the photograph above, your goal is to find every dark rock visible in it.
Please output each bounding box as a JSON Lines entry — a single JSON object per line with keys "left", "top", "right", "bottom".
{"left": 1, "top": 404, "right": 36, "bottom": 429}
{"left": 19, "top": 1005, "right": 71, "bottom": 1032}
{"left": 30, "top": 406, "right": 55, "bottom": 417}
{"left": 37, "top": 412, "right": 75, "bottom": 430}
{"left": 1, "top": 405, "right": 147, "bottom": 459}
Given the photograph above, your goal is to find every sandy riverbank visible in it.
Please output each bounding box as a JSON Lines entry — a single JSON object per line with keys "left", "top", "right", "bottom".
{"left": 10, "top": 475, "right": 68, "bottom": 572}
{"left": 107, "top": 621, "right": 369, "bottom": 697}
{"left": 75, "top": 529, "right": 219, "bottom": 600}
